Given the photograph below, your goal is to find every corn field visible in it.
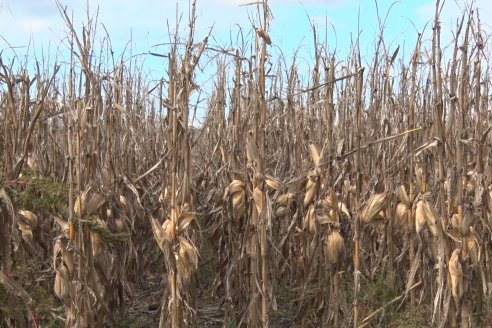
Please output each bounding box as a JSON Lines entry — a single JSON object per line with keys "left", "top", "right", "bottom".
{"left": 1, "top": 0, "right": 492, "bottom": 327}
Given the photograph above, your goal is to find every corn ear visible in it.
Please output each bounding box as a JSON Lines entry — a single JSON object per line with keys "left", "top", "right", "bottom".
{"left": 361, "top": 192, "right": 388, "bottom": 224}
{"left": 448, "top": 249, "right": 463, "bottom": 306}
{"left": 326, "top": 230, "right": 344, "bottom": 264}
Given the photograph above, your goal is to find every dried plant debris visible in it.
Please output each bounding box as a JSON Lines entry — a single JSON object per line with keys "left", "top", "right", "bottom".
{"left": 0, "top": 0, "right": 491, "bottom": 327}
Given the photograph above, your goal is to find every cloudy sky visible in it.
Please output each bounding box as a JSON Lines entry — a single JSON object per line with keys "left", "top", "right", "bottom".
{"left": 0, "top": 0, "right": 490, "bottom": 79}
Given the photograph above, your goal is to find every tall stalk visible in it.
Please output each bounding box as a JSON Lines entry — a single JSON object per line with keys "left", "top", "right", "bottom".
{"left": 353, "top": 64, "right": 364, "bottom": 328}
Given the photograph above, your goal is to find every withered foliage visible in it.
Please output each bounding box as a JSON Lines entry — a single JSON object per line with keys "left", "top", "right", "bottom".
{"left": 1, "top": 0, "right": 492, "bottom": 327}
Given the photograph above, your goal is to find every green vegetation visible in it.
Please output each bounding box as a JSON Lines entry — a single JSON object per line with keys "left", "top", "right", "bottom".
{"left": 6, "top": 170, "right": 68, "bottom": 214}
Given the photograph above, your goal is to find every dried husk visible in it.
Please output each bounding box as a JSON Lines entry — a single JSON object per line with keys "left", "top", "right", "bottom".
{"left": 253, "top": 187, "right": 264, "bottom": 214}
{"left": 395, "top": 202, "right": 409, "bottom": 232}
{"left": 361, "top": 192, "right": 388, "bottom": 224}
{"left": 114, "top": 217, "right": 127, "bottom": 233}
{"left": 177, "top": 210, "right": 196, "bottom": 233}
{"left": 228, "top": 180, "right": 245, "bottom": 194}
{"left": 304, "top": 175, "right": 320, "bottom": 207}
{"left": 415, "top": 164, "right": 425, "bottom": 192}
{"left": 466, "top": 235, "right": 479, "bottom": 266}
{"left": 159, "top": 187, "right": 171, "bottom": 206}
{"left": 275, "top": 206, "right": 288, "bottom": 217}
{"left": 460, "top": 209, "right": 473, "bottom": 236}
{"left": 451, "top": 213, "right": 460, "bottom": 231}
{"left": 119, "top": 194, "right": 132, "bottom": 216}
{"left": 17, "top": 210, "right": 38, "bottom": 228}
{"left": 415, "top": 200, "right": 426, "bottom": 233}
{"left": 162, "top": 219, "right": 175, "bottom": 241}
{"left": 17, "top": 221, "right": 34, "bottom": 246}
{"left": 75, "top": 190, "right": 106, "bottom": 219}
{"left": 422, "top": 200, "right": 439, "bottom": 237}
{"left": 316, "top": 212, "right": 334, "bottom": 225}
{"left": 398, "top": 185, "right": 410, "bottom": 207}
{"left": 177, "top": 237, "right": 198, "bottom": 285}
{"left": 326, "top": 230, "right": 344, "bottom": 264}
{"left": 265, "top": 178, "right": 282, "bottom": 191}
{"left": 54, "top": 263, "right": 71, "bottom": 301}
{"left": 231, "top": 189, "right": 246, "bottom": 218}
{"left": 308, "top": 143, "right": 321, "bottom": 168}
{"left": 52, "top": 215, "right": 70, "bottom": 237}
{"left": 91, "top": 228, "right": 105, "bottom": 258}
{"left": 84, "top": 193, "right": 106, "bottom": 215}
{"left": 465, "top": 171, "right": 476, "bottom": 196}
{"left": 303, "top": 205, "right": 316, "bottom": 234}
{"left": 256, "top": 27, "right": 272, "bottom": 45}
{"left": 276, "top": 193, "right": 294, "bottom": 207}
{"left": 74, "top": 190, "right": 87, "bottom": 218}
{"left": 448, "top": 249, "right": 463, "bottom": 306}
{"left": 228, "top": 180, "right": 246, "bottom": 218}
{"left": 62, "top": 252, "right": 74, "bottom": 275}
{"left": 318, "top": 201, "right": 338, "bottom": 225}
{"left": 150, "top": 216, "right": 174, "bottom": 253}
{"left": 487, "top": 186, "right": 492, "bottom": 214}
{"left": 321, "top": 196, "right": 349, "bottom": 223}
{"left": 336, "top": 201, "right": 351, "bottom": 220}
{"left": 53, "top": 239, "right": 74, "bottom": 301}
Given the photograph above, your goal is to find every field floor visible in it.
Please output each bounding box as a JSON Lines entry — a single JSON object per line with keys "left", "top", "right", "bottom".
{"left": 123, "top": 246, "right": 297, "bottom": 327}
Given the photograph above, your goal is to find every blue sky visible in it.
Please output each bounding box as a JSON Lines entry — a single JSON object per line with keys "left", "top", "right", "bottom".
{"left": 2, "top": 0, "right": 490, "bottom": 62}
{"left": 1, "top": 0, "right": 490, "bottom": 121}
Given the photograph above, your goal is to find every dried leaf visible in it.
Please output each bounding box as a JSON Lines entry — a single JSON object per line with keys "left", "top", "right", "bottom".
{"left": 150, "top": 216, "right": 172, "bottom": 253}
{"left": 178, "top": 211, "right": 196, "bottom": 233}
{"left": 256, "top": 27, "right": 272, "bottom": 45}
{"left": 337, "top": 202, "right": 351, "bottom": 220}
{"left": 265, "top": 178, "right": 282, "bottom": 191}
{"left": 398, "top": 185, "right": 410, "bottom": 207}
{"left": 119, "top": 195, "right": 132, "bottom": 216}
{"left": 52, "top": 215, "right": 70, "bottom": 237}
{"left": 316, "top": 213, "right": 332, "bottom": 225}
